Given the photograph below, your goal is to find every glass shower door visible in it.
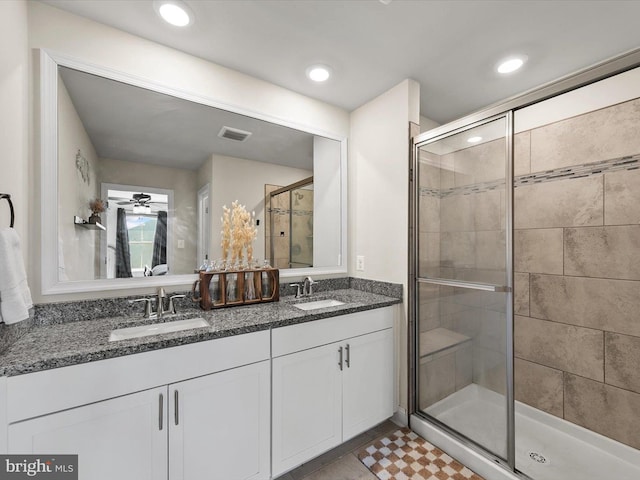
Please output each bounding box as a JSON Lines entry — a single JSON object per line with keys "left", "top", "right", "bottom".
{"left": 414, "top": 114, "right": 514, "bottom": 465}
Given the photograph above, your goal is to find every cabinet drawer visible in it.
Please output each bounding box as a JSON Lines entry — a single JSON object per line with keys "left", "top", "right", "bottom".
{"left": 7, "top": 330, "right": 269, "bottom": 423}
{"left": 272, "top": 306, "right": 394, "bottom": 357}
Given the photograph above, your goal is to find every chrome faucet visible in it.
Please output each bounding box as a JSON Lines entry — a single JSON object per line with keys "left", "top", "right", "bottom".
{"left": 289, "top": 283, "right": 302, "bottom": 298}
{"left": 156, "top": 287, "right": 167, "bottom": 318}
{"left": 302, "top": 276, "right": 316, "bottom": 296}
{"left": 129, "top": 288, "right": 186, "bottom": 319}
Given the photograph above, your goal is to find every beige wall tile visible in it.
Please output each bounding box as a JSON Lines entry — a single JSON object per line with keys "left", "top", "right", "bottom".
{"left": 514, "top": 176, "right": 603, "bottom": 229}
{"left": 530, "top": 97, "right": 640, "bottom": 172}
{"left": 514, "top": 228, "right": 563, "bottom": 274}
{"left": 455, "top": 344, "right": 473, "bottom": 390}
{"left": 604, "top": 169, "right": 640, "bottom": 225}
{"left": 273, "top": 235, "right": 290, "bottom": 259}
{"left": 273, "top": 211, "right": 290, "bottom": 236}
{"left": 440, "top": 231, "right": 475, "bottom": 269}
{"left": 418, "top": 194, "right": 440, "bottom": 233}
{"left": 565, "top": 373, "right": 640, "bottom": 450}
{"left": 419, "top": 352, "right": 456, "bottom": 409}
{"left": 514, "top": 315, "right": 604, "bottom": 381}
{"left": 418, "top": 151, "right": 441, "bottom": 190}
{"left": 474, "top": 190, "right": 503, "bottom": 232}
{"left": 442, "top": 138, "right": 506, "bottom": 187}
{"left": 451, "top": 268, "right": 506, "bottom": 286}
{"left": 418, "top": 283, "right": 441, "bottom": 332}
{"left": 515, "top": 358, "right": 563, "bottom": 417}
{"left": 474, "top": 310, "right": 507, "bottom": 354}
{"left": 514, "top": 131, "right": 531, "bottom": 176}
{"left": 418, "top": 232, "right": 440, "bottom": 275}
{"left": 440, "top": 155, "right": 455, "bottom": 189}
{"left": 473, "top": 346, "right": 506, "bottom": 395}
{"left": 605, "top": 332, "right": 640, "bottom": 394}
{"left": 530, "top": 274, "right": 640, "bottom": 337}
{"left": 565, "top": 226, "right": 640, "bottom": 280}
{"left": 514, "top": 273, "right": 530, "bottom": 316}
{"left": 476, "top": 230, "right": 506, "bottom": 272}
{"left": 440, "top": 194, "right": 474, "bottom": 232}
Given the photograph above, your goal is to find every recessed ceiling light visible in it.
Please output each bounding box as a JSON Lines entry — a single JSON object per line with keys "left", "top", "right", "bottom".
{"left": 306, "top": 65, "right": 331, "bottom": 82}
{"left": 497, "top": 55, "right": 527, "bottom": 74}
{"left": 467, "top": 136, "right": 483, "bottom": 143}
{"left": 154, "top": 0, "right": 193, "bottom": 27}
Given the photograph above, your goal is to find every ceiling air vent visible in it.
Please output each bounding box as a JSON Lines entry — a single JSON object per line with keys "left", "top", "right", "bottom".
{"left": 218, "top": 126, "right": 252, "bottom": 142}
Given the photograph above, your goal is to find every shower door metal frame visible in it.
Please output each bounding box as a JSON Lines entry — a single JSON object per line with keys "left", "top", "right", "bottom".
{"left": 408, "top": 46, "right": 640, "bottom": 478}
{"left": 410, "top": 112, "right": 515, "bottom": 469}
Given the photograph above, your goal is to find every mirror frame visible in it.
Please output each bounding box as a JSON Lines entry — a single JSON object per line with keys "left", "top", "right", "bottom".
{"left": 40, "top": 49, "right": 348, "bottom": 295}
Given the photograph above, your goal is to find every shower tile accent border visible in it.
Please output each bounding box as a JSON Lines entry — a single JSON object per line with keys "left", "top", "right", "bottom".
{"left": 419, "top": 152, "right": 639, "bottom": 199}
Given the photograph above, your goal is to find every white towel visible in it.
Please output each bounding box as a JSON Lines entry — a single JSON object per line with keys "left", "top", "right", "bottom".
{"left": 0, "top": 227, "right": 33, "bottom": 324}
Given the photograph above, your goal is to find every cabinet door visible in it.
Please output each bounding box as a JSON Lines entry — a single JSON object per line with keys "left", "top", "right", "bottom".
{"left": 8, "top": 387, "right": 168, "bottom": 480}
{"left": 342, "top": 328, "right": 394, "bottom": 440}
{"left": 272, "top": 342, "right": 342, "bottom": 477}
{"left": 168, "top": 360, "right": 270, "bottom": 480}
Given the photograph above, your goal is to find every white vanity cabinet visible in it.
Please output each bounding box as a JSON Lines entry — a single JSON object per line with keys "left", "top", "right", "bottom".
{"left": 168, "top": 360, "right": 270, "bottom": 480}
{"left": 9, "top": 386, "right": 168, "bottom": 480}
{"left": 6, "top": 330, "right": 271, "bottom": 480}
{"left": 271, "top": 307, "right": 394, "bottom": 477}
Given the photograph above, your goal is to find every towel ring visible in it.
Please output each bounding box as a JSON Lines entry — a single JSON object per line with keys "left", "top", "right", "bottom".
{"left": 0, "top": 193, "right": 15, "bottom": 228}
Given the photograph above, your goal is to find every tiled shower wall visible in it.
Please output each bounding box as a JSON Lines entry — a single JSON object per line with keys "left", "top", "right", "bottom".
{"left": 513, "top": 97, "right": 640, "bottom": 450}
{"left": 265, "top": 184, "right": 314, "bottom": 269}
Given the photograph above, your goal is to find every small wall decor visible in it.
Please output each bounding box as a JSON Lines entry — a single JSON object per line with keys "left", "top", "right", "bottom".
{"left": 88, "top": 198, "right": 105, "bottom": 224}
{"left": 75, "top": 149, "right": 90, "bottom": 185}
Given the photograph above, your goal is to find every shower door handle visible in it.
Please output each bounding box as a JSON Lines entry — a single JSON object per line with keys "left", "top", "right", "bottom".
{"left": 417, "top": 277, "right": 511, "bottom": 293}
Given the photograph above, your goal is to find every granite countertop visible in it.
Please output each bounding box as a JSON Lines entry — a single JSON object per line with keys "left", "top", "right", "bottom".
{"left": 0, "top": 288, "right": 401, "bottom": 377}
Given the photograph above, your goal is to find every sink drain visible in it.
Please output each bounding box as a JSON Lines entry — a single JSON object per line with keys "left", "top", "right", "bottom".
{"left": 529, "top": 452, "right": 547, "bottom": 464}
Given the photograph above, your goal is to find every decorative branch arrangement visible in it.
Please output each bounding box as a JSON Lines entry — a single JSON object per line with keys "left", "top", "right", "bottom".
{"left": 221, "top": 201, "right": 258, "bottom": 268}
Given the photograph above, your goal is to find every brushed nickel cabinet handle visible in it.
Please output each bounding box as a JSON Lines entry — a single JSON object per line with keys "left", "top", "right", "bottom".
{"left": 345, "top": 343, "right": 350, "bottom": 368}
{"left": 338, "top": 346, "right": 343, "bottom": 371}
{"left": 174, "top": 390, "right": 179, "bottom": 426}
{"left": 159, "top": 393, "right": 164, "bottom": 431}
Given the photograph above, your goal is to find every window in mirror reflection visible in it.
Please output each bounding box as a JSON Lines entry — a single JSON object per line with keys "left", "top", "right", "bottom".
{"left": 105, "top": 188, "right": 170, "bottom": 279}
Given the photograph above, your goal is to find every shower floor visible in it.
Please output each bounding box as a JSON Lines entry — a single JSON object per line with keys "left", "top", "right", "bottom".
{"left": 424, "top": 384, "right": 640, "bottom": 480}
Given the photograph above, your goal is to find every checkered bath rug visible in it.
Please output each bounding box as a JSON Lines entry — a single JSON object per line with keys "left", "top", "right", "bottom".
{"left": 357, "top": 428, "right": 485, "bottom": 480}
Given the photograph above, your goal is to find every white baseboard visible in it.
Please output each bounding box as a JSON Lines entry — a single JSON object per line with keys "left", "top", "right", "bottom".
{"left": 391, "top": 407, "right": 408, "bottom": 427}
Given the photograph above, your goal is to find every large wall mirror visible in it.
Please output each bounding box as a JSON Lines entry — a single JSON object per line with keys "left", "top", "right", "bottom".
{"left": 40, "top": 51, "right": 347, "bottom": 294}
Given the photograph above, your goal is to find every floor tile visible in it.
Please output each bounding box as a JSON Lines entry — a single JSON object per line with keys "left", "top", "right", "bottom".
{"left": 303, "top": 454, "right": 377, "bottom": 480}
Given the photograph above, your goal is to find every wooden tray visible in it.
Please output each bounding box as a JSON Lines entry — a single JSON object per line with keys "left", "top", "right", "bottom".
{"left": 192, "top": 268, "right": 279, "bottom": 310}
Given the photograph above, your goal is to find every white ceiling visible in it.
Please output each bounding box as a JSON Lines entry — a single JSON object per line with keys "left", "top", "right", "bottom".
{"left": 42, "top": 0, "right": 640, "bottom": 125}
{"left": 59, "top": 66, "right": 315, "bottom": 170}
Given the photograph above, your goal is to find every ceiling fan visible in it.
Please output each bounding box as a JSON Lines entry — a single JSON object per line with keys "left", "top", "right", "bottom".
{"left": 111, "top": 193, "right": 165, "bottom": 214}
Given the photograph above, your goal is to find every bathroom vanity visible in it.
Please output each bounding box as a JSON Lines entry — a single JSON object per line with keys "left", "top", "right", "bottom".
{"left": 0, "top": 285, "right": 400, "bottom": 480}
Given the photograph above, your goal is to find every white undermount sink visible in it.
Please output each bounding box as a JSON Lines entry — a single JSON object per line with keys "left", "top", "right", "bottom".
{"left": 109, "top": 317, "right": 209, "bottom": 342}
{"left": 292, "top": 299, "right": 345, "bottom": 311}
